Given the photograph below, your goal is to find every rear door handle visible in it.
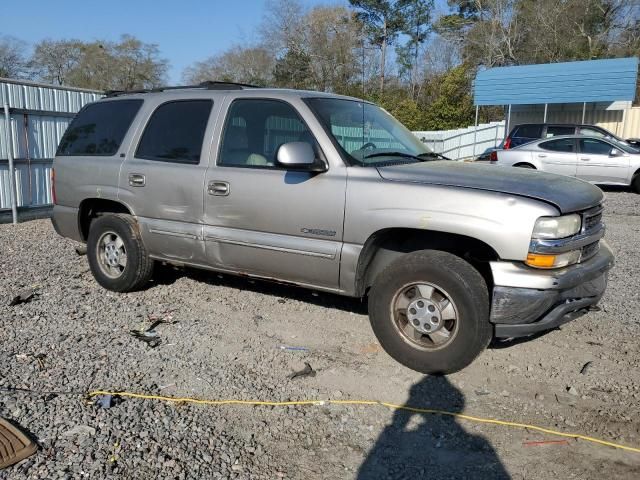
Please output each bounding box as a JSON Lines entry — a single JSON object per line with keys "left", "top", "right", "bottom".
{"left": 208, "top": 181, "right": 230, "bottom": 196}
{"left": 537, "top": 154, "right": 547, "bottom": 158}
{"left": 581, "top": 157, "right": 591, "bottom": 161}
{"left": 129, "top": 173, "right": 146, "bottom": 187}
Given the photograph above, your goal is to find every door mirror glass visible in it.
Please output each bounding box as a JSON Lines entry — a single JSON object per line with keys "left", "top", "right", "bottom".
{"left": 276, "top": 142, "right": 326, "bottom": 172}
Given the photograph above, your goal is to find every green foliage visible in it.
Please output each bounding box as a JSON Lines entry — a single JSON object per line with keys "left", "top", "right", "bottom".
{"left": 273, "top": 49, "right": 313, "bottom": 89}
{"left": 421, "top": 64, "right": 475, "bottom": 130}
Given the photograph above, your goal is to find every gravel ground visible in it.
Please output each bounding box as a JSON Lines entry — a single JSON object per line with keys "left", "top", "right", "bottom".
{"left": 1, "top": 190, "right": 639, "bottom": 479}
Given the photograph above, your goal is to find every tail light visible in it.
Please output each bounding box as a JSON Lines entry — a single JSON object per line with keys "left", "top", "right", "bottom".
{"left": 490, "top": 151, "right": 498, "bottom": 162}
{"left": 503, "top": 137, "right": 512, "bottom": 149}
{"left": 51, "top": 168, "right": 57, "bottom": 205}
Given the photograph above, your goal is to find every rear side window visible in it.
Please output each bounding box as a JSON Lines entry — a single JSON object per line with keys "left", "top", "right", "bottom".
{"left": 579, "top": 138, "right": 613, "bottom": 155}
{"left": 545, "top": 126, "right": 574, "bottom": 137}
{"left": 512, "top": 125, "right": 543, "bottom": 138}
{"left": 57, "top": 100, "right": 142, "bottom": 156}
{"left": 136, "top": 100, "right": 213, "bottom": 165}
{"left": 578, "top": 127, "right": 607, "bottom": 138}
{"left": 540, "top": 138, "right": 576, "bottom": 152}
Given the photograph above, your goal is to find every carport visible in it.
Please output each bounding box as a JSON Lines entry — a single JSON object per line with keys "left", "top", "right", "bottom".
{"left": 472, "top": 57, "right": 640, "bottom": 154}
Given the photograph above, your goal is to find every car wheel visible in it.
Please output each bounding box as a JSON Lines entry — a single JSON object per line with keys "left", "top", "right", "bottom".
{"left": 632, "top": 174, "right": 640, "bottom": 194}
{"left": 87, "top": 214, "right": 154, "bottom": 292}
{"left": 368, "top": 250, "right": 492, "bottom": 374}
{"left": 514, "top": 163, "right": 535, "bottom": 169}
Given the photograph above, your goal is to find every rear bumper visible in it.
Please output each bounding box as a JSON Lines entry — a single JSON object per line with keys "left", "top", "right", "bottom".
{"left": 489, "top": 241, "right": 614, "bottom": 338}
{"left": 51, "top": 205, "right": 82, "bottom": 242}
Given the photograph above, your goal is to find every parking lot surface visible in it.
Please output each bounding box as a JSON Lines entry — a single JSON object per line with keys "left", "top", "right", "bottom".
{"left": 1, "top": 189, "right": 639, "bottom": 479}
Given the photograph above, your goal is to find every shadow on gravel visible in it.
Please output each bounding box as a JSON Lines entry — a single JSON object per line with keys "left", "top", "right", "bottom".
{"left": 151, "top": 264, "right": 368, "bottom": 314}
{"left": 488, "top": 329, "right": 555, "bottom": 349}
{"left": 356, "top": 376, "right": 510, "bottom": 480}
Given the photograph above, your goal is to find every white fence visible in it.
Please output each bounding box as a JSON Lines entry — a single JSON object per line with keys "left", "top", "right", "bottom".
{"left": 413, "top": 121, "right": 506, "bottom": 160}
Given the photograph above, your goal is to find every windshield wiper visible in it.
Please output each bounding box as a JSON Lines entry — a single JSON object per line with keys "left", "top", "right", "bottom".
{"left": 417, "top": 151, "right": 450, "bottom": 161}
{"left": 363, "top": 151, "right": 425, "bottom": 161}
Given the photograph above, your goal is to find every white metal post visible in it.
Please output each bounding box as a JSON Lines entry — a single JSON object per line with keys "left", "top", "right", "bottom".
{"left": 543, "top": 103, "right": 548, "bottom": 123}
{"left": 3, "top": 94, "right": 18, "bottom": 224}
{"left": 472, "top": 105, "right": 479, "bottom": 159}
{"left": 621, "top": 104, "right": 629, "bottom": 137}
{"left": 582, "top": 102, "right": 586, "bottom": 124}
{"left": 506, "top": 105, "right": 512, "bottom": 134}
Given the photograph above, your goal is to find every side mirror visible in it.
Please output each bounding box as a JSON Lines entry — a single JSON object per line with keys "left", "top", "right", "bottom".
{"left": 276, "top": 142, "right": 327, "bottom": 172}
{"left": 609, "top": 148, "right": 621, "bottom": 157}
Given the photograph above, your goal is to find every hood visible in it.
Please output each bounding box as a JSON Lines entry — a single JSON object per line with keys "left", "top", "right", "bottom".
{"left": 376, "top": 161, "right": 603, "bottom": 214}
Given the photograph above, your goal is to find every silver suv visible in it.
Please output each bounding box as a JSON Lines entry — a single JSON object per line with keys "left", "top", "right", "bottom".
{"left": 52, "top": 82, "right": 614, "bottom": 374}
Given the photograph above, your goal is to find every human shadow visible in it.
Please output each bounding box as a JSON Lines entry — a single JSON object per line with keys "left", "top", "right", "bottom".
{"left": 357, "top": 376, "right": 510, "bottom": 479}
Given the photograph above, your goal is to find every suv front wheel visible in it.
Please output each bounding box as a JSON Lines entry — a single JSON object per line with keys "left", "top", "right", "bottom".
{"left": 87, "top": 214, "right": 154, "bottom": 292}
{"left": 368, "top": 250, "right": 492, "bottom": 374}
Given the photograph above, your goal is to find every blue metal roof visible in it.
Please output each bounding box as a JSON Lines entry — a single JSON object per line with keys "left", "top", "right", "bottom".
{"left": 474, "top": 57, "right": 639, "bottom": 106}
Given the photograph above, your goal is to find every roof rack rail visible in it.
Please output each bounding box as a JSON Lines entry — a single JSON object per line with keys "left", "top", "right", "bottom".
{"left": 105, "top": 81, "right": 262, "bottom": 97}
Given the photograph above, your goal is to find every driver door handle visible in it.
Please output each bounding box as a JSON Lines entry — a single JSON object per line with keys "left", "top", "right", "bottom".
{"left": 581, "top": 157, "right": 591, "bottom": 161}
{"left": 208, "top": 181, "right": 230, "bottom": 196}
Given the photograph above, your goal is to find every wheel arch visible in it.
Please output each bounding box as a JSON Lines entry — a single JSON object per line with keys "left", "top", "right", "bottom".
{"left": 354, "top": 228, "right": 500, "bottom": 297}
{"left": 513, "top": 162, "right": 536, "bottom": 169}
{"left": 78, "top": 198, "right": 133, "bottom": 241}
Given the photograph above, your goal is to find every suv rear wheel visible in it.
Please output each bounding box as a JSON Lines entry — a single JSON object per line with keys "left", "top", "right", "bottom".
{"left": 87, "top": 214, "right": 154, "bottom": 292}
{"left": 368, "top": 250, "right": 492, "bottom": 374}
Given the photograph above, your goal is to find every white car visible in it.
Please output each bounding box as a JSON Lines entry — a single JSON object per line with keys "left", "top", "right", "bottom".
{"left": 493, "top": 135, "right": 640, "bottom": 192}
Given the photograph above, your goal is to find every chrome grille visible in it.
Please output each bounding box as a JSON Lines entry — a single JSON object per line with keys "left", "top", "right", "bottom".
{"left": 582, "top": 205, "right": 604, "bottom": 234}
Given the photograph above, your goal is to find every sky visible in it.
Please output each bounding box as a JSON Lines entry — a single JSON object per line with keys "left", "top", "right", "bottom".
{"left": 2, "top": 0, "right": 341, "bottom": 83}
{"left": 3, "top": 0, "right": 449, "bottom": 84}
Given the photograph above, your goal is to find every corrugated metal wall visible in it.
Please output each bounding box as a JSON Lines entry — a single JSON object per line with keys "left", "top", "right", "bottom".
{"left": 0, "top": 78, "right": 102, "bottom": 210}
{"left": 509, "top": 105, "right": 640, "bottom": 138}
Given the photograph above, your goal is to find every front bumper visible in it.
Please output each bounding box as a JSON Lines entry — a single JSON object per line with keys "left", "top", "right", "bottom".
{"left": 490, "top": 241, "right": 614, "bottom": 338}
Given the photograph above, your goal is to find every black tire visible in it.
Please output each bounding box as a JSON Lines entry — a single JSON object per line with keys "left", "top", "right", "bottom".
{"left": 368, "top": 250, "right": 492, "bottom": 375}
{"left": 514, "top": 163, "right": 535, "bottom": 169}
{"left": 87, "top": 214, "right": 153, "bottom": 292}
{"left": 632, "top": 174, "right": 640, "bottom": 194}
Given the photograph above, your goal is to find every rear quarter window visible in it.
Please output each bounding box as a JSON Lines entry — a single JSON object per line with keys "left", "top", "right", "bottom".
{"left": 545, "top": 126, "right": 575, "bottom": 137}
{"left": 512, "top": 125, "right": 543, "bottom": 138}
{"left": 57, "top": 99, "right": 143, "bottom": 156}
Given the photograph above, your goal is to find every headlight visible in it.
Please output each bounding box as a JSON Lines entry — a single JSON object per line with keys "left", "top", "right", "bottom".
{"left": 532, "top": 214, "right": 581, "bottom": 239}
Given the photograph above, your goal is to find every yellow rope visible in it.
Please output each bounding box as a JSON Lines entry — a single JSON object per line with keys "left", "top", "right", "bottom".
{"left": 87, "top": 390, "right": 640, "bottom": 454}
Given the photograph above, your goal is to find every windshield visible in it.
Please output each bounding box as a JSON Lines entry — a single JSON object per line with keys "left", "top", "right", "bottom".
{"left": 610, "top": 137, "right": 640, "bottom": 154}
{"left": 306, "top": 98, "right": 438, "bottom": 166}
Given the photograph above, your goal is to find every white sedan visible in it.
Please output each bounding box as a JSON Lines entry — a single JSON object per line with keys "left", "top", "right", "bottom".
{"left": 493, "top": 135, "right": 640, "bottom": 192}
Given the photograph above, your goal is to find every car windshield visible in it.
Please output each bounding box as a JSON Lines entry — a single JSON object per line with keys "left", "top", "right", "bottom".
{"left": 305, "top": 98, "right": 441, "bottom": 166}
{"left": 609, "top": 137, "right": 640, "bottom": 154}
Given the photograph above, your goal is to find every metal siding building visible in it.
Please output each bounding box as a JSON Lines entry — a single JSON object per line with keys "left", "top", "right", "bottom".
{"left": 474, "top": 57, "right": 639, "bottom": 106}
{"left": 472, "top": 57, "right": 640, "bottom": 143}
{"left": 0, "top": 78, "right": 102, "bottom": 214}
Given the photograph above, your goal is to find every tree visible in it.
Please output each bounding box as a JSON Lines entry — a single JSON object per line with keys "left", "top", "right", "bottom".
{"left": 32, "top": 36, "right": 167, "bottom": 90}
{"left": 183, "top": 46, "right": 275, "bottom": 86}
{"left": 0, "top": 35, "right": 31, "bottom": 79}
{"left": 303, "top": 6, "right": 362, "bottom": 93}
{"left": 397, "top": 0, "right": 434, "bottom": 98}
{"left": 31, "top": 39, "right": 83, "bottom": 85}
{"left": 112, "top": 35, "right": 168, "bottom": 90}
{"left": 421, "top": 64, "right": 475, "bottom": 130}
{"left": 273, "top": 49, "right": 312, "bottom": 89}
{"left": 349, "top": 0, "right": 405, "bottom": 93}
